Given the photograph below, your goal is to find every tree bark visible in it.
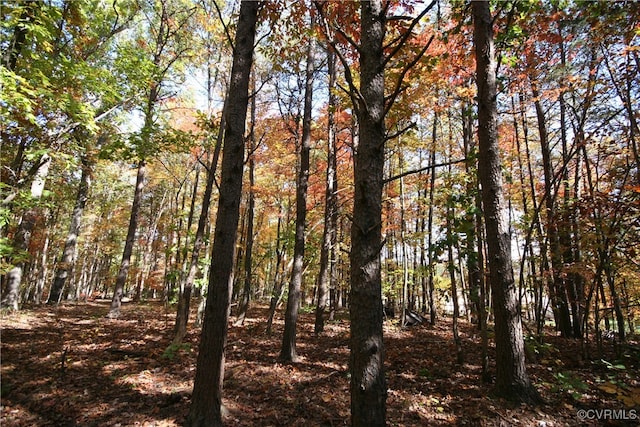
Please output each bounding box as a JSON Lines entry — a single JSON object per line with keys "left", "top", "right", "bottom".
{"left": 234, "top": 78, "right": 257, "bottom": 327}
{"left": 1, "top": 153, "right": 51, "bottom": 310}
{"left": 107, "top": 159, "right": 146, "bottom": 318}
{"left": 315, "top": 47, "right": 338, "bottom": 334}
{"left": 185, "top": 1, "right": 259, "bottom": 425}
{"left": 447, "top": 198, "right": 464, "bottom": 365}
{"left": 472, "top": 0, "right": 538, "bottom": 403}
{"left": 266, "top": 212, "right": 288, "bottom": 335}
{"left": 172, "top": 101, "right": 225, "bottom": 346}
{"left": 531, "top": 82, "right": 573, "bottom": 337}
{"left": 427, "top": 116, "right": 438, "bottom": 325}
{"left": 280, "top": 12, "right": 315, "bottom": 362}
{"left": 48, "top": 156, "right": 92, "bottom": 304}
{"left": 349, "top": 1, "right": 387, "bottom": 424}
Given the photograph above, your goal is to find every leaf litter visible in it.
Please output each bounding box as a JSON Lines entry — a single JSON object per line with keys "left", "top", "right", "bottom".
{"left": 2, "top": 300, "right": 639, "bottom": 426}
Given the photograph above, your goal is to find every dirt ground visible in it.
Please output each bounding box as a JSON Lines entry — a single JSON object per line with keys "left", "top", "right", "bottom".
{"left": 1, "top": 300, "right": 639, "bottom": 426}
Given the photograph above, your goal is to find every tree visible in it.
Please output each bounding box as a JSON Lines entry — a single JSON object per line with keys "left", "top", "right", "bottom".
{"left": 47, "top": 152, "right": 92, "bottom": 304}
{"left": 280, "top": 8, "right": 316, "bottom": 363}
{"left": 472, "top": 0, "right": 538, "bottom": 403}
{"left": 347, "top": 0, "right": 387, "bottom": 424}
{"left": 107, "top": 0, "right": 197, "bottom": 318}
{"left": 1, "top": 0, "right": 134, "bottom": 309}
{"left": 234, "top": 77, "right": 257, "bottom": 327}
{"left": 185, "top": 1, "right": 260, "bottom": 424}
{"left": 315, "top": 47, "right": 338, "bottom": 334}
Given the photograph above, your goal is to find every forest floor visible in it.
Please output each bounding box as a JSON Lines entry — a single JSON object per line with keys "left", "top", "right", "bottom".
{"left": 2, "top": 300, "right": 639, "bottom": 426}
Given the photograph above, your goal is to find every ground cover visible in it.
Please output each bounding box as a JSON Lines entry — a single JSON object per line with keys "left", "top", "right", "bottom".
{"left": 2, "top": 301, "right": 639, "bottom": 426}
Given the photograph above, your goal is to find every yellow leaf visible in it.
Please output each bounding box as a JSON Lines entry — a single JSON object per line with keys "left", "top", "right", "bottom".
{"left": 598, "top": 383, "right": 618, "bottom": 395}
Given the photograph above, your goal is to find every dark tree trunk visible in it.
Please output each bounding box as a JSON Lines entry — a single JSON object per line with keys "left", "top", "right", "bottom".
{"left": 427, "top": 117, "right": 438, "bottom": 325}
{"left": 185, "top": 1, "right": 259, "bottom": 425}
{"left": 531, "top": 83, "right": 573, "bottom": 337}
{"left": 281, "top": 15, "right": 315, "bottom": 361}
{"left": 172, "top": 101, "right": 225, "bottom": 346}
{"left": 462, "top": 104, "right": 482, "bottom": 327}
{"left": 234, "top": 80, "right": 256, "bottom": 327}
{"left": 315, "top": 48, "right": 338, "bottom": 334}
{"left": 107, "top": 159, "right": 146, "bottom": 318}
{"left": 266, "top": 213, "right": 287, "bottom": 335}
{"left": 472, "top": 0, "right": 538, "bottom": 404}
{"left": 1, "top": 154, "right": 51, "bottom": 311}
{"left": 48, "top": 156, "right": 92, "bottom": 304}
{"left": 349, "top": 1, "right": 387, "bottom": 425}
{"left": 4, "top": 1, "right": 40, "bottom": 71}
{"left": 447, "top": 200, "right": 464, "bottom": 365}
{"left": 475, "top": 187, "right": 490, "bottom": 382}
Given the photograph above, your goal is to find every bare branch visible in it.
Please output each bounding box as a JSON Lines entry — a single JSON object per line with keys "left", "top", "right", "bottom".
{"left": 383, "top": 158, "right": 467, "bottom": 184}
{"left": 385, "top": 34, "right": 435, "bottom": 116}
{"left": 212, "top": 0, "right": 235, "bottom": 52}
{"left": 385, "top": 121, "right": 416, "bottom": 141}
{"left": 313, "top": 1, "right": 365, "bottom": 116}
{"left": 383, "top": 0, "right": 436, "bottom": 67}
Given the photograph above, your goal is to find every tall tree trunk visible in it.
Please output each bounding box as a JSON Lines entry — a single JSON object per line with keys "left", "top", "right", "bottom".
{"left": 472, "top": 0, "right": 538, "bottom": 403}
{"left": 556, "top": 28, "right": 582, "bottom": 338}
{"left": 107, "top": 159, "right": 146, "bottom": 318}
{"left": 531, "top": 82, "right": 573, "bottom": 337}
{"left": 234, "top": 78, "right": 257, "bottom": 327}
{"left": 1, "top": 153, "right": 51, "bottom": 310}
{"left": 33, "top": 229, "right": 50, "bottom": 304}
{"left": 475, "top": 185, "right": 490, "bottom": 382}
{"left": 185, "top": 1, "right": 259, "bottom": 425}
{"left": 3, "top": 1, "right": 40, "bottom": 71}
{"left": 266, "top": 212, "right": 287, "bottom": 335}
{"left": 462, "top": 104, "right": 482, "bottom": 327}
{"left": 447, "top": 199, "right": 464, "bottom": 365}
{"left": 427, "top": 116, "right": 438, "bottom": 325}
{"left": 315, "top": 48, "right": 338, "bottom": 334}
{"left": 399, "top": 166, "right": 409, "bottom": 326}
{"left": 48, "top": 156, "right": 92, "bottom": 304}
{"left": 280, "top": 14, "right": 315, "bottom": 362}
{"left": 349, "top": 1, "right": 387, "bottom": 424}
{"left": 172, "top": 101, "right": 225, "bottom": 346}
{"left": 518, "top": 92, "right": 551, "bottom": 335}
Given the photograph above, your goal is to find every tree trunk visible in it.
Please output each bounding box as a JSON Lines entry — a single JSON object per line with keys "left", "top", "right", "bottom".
{"left": 1, "top": 153, "right": 51, "bottom": 310}
{"left": 280, "top": 14, "right": 315, "bottom": 362}
{"left": 266, "top": 213, "right": 287, "bottom": 335}
{"left": 107, "top": 159, "right": 146, "bottom": 318}
{"left": 4, "top": 1, "right": 40, "bottom": 71}
{"left": 472, "top": 0, "right": 538, "bottom": 404}
{"left": 48, "top": 156, "right": 92, "bottom": 304}
{"left": 427, "top": 116, "right": 438, "bottom": 325}
{"left": 349, "top": 1, "right": 387, "bottom": 424}
{"left": 172, "top": 99, "right": 225, "bottom": 346}
{"left": 185, "top": 1, "right": 259, "bottom": 425}
{"left": 234, "top": 79, "right": 256, "bottom": 327}
{"left": 399, "top": 170, "right": 409, "bottom": 327}
{"left": 315, "top": 47, "right": 338, "bottom": 334}
{"left": 447, "top": 200, "right": 464, "bottom": 365}
{"left": 531, "top": 82, "right": 573, "bottom": 337}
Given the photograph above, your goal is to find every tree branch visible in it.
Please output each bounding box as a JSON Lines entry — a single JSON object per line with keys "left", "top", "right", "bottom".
{"left": 385, "top": 34, "right": 435, "bottom": 116}
{"left": 383, "top": 158, "right": 467, "bottom": 184}
{"left": 382, "top": 0, "right": 436, "bottom": 67}
{"left": 385, "top": 121, "right": 416, "bottom": 141}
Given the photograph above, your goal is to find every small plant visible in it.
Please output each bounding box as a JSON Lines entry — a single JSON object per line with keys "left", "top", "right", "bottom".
{"left": 162, "top": 343, "right": 191, "bottom": 360}
{"left": 524, "top": 335, "right": 557, "bottom": 359}
{"left": 553, "top": 371, "right": 589, "bottom": 400}
{"left": 298, "top": 305, "right": 316, "bottom": 314}
{"left": 418, "top": 368, "right": 432, "bottom": 378}
{"left": 599, "top": 359, "right": 626, "bottom": 371}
